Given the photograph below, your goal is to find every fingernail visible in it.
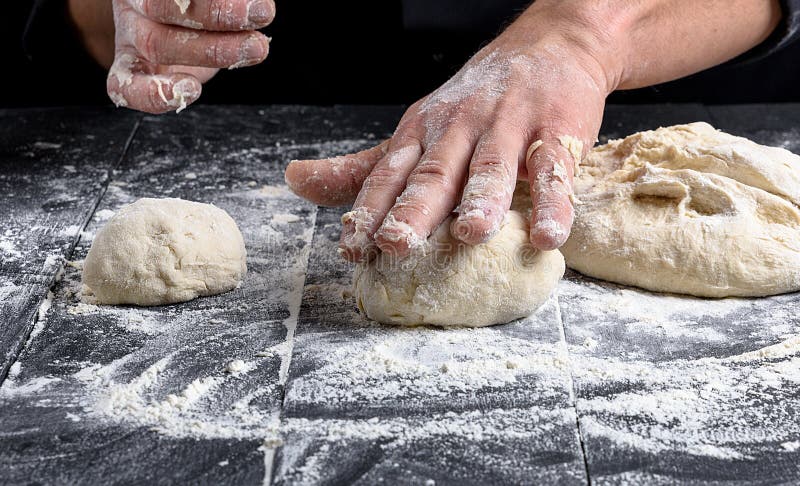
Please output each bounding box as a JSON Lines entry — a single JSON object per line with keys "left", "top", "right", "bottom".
{"left": 170, "top": 78, "right": 200, "bottom": 113}
{"left": 530, "top": 218, "right": 568, "bottom": 250}
{"left": 450, "top": 218, "right": 471, "bottom": 240}
{"left": 452, "top": 211, "right": 498, "bottom": 244}
{"left": 248, "top": 0, "right": 274, "bottom": 25}
{"left": 234, "top": 35, "right": 267, "bottom": 69}
{"left": 374, "top": 215, "right": 423, "bottom": 256}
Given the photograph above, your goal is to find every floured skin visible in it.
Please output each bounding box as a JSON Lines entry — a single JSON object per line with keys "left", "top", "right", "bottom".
{"left": 562, "top": 122, "right": 800, "bottom": 297}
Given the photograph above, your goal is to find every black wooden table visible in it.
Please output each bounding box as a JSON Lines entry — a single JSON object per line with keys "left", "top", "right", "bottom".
{"left": 1, "top": 104, "right": 799, "bottom": 485}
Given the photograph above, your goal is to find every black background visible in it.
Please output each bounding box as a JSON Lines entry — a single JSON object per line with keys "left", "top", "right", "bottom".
{"left": 2, "top": 0, "right": 799, "bottom": 108}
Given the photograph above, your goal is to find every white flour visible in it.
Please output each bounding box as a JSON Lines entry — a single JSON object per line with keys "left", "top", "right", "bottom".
{"left": 0, "top": 240, "right": 22, "bottom": 261}
{"left": 6, "top": 257, "right": 787, "bottom": 475}
{"left": 2, "top": 137, "right": 798, "bottom": 482}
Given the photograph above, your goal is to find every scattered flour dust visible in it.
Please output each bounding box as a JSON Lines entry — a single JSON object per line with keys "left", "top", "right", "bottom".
{"left": 72, "top": 351, "right": 280, "bottom": 441}
{"left": 556, "top": 277, "right": 800, "bottom": 463}
{"left": 2, "top": 159, "right": 798, "bottom": 482}
{"left": 17, "top": 267, "right": 792, "bottom": 475}
{"left": 0, "top": 239, "right": 22, "bottom": 260}
{"left": 94, "top": 209, "right": 116, "bottom": 221}
{"left": 174, "top": 0, "right": 190, "bottom": 14}
{"left": 0, "top": 281, "right": 20, "bottom": 300}
{"left": 271, "top": 213, "right": 300, "bottom": 225}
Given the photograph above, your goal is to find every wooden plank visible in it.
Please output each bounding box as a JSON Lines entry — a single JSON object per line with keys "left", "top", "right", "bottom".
{"left": 273, "top": 207, "right": 588, "bottom": 485}
{"left": 560, "top": 272, "right": 800, "bottom": 484}
{"left": 707, "top": 103, "right": 800, "bottom": 153}
{"left": 0, "top": 273, "right": 50, "bottom": 380}
{"left": 0, "top": 108, "right": 140, "bottom": 379}
{"left": 1, "top": 106, "right": 365, "bottom": 483}
{"left": 561, "top": 105, "right": 800, "bottom": 484}
{"left": 600, "top": 104, "right": 711, "bottom": 142}
{"left": 0, "top": 108, "right": 139, "bottom": 277}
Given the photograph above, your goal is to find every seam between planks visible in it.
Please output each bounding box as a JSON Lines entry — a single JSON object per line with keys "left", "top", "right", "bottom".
{"left": 0, "top": 115, "right": 143, "bottom": 387}
{"left": 263, "top": 203, "right": 320, "bottom": 486}
{"left": 556, "top": 290, "right": 593, "bottom": 486}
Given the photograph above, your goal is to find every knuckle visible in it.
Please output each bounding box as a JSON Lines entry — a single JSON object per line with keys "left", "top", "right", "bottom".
{"left": 135, "top": 28, "right": 161, "bottom": 61}
{"left": 393, "top": 115, "right": 423, "bottom": 138}
{"left": 144, "top": 30, "right": 162, "bottom": 61}
{"left": 140, "top": 0, "right": 165, "bottom": 20}
{"left": 409, "top": 158, "right": 452, "bottom": 187}
{"left": 207, "top": 0, "right": 226, "bottom": 27}
{"left": 530, "top": 145, "right": 561, "bottom": 172}
{"left": 363, "top": 166, "right": 398, "bottom": 190}
{"left": 138, "top": 0, "right": 154, "bottom": 17}
{"left": 472, "top": 154, "right": 512, "bottom": 181}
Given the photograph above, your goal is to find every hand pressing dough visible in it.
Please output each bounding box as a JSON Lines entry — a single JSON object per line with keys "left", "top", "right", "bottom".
{"left": 562, "top": 122, "right": 800, "bottom": 297}
{"left": 353, "top": 211, "right": 564, "bottom": 327}
{"left": 83, "top": 198, "right": 247, "bottom": 306}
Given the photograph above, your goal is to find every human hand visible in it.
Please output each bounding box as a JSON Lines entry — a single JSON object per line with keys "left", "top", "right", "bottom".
{"left": 285, "top": 6, "right": 611, "bottom": 260}
{"left": 106, "top": 0, "right": 274, "bottom": 113}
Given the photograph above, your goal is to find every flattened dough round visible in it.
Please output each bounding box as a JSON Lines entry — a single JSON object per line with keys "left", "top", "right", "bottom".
{"left": 83, "top": 198, "right": 247, "bottom": 306}
{"left": 353, "top": 210, "right": 565, "bottom": 327}
{"left": 562, "top": 122, "right": 800, "bottom": 297}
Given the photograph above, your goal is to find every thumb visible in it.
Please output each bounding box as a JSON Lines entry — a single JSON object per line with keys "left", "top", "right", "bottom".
{"left": 107, "top": 51, "right": 203, "bottom": 113}
{"left": 285, "top": 140, "right": 389, "bottom": 207}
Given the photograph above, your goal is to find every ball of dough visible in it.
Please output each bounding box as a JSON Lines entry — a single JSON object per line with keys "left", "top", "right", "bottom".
{"left": 353, "top": 211, "right": 565, "bottom": 327}
{"left": 83, "top": 198, "right": 247, "bottom": 306}
{"left": 562, "top": 122, "right": 800, "bottom": 297}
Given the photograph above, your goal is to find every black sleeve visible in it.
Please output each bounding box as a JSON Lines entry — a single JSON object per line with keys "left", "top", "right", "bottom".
{"left": 776, "top": 0, "right": 800, "bottom": 50}
{"left": 0, "top": 0, "right": 108, "bottom": 107}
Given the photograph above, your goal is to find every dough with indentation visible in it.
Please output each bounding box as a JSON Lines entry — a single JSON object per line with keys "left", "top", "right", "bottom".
{"left": 83, "top": 198, "right": 247, "bottom": 306}
{"left": 353, "top": 211, "right": 564, "bottom": 327}
{"left": 561, "top": 122, "right": 800, "bottom": 297}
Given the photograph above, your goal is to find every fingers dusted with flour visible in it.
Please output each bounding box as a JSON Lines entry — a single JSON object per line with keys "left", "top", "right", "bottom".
{"left": 106, "top": 0, "right": 273, "bottom": 113}
{"left": 450, "top": 122, "right": 524, "bottom": 245}
{"left": 106, "top": 54, "right": 204, "bottom": 113}
{"left": 338, "top": 136, "right": 425, "bottom": 262}
{"left": 525, "top": 132, "right": 586, "bottom": 250}
{"left": 373, "top": 127, "right": 475, "bottom": 257}
{"left": 127, "top": 0, "right": 275, "bottom": 31}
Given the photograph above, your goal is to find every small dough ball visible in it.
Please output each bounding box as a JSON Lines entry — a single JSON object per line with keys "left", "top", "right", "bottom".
{"left": 83, "top": 198, "right": 247, "bottom": 306}
{"left": 353, "top": 211, "right": 564, "bottom": 327}
{"left": 562, "top": 122, "right": 800, "bottom": 297}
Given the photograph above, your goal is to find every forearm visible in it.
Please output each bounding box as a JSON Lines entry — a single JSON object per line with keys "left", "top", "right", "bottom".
{"left": 68, "top": 0, "right": 115, "bottom": 68}
{"left": 507, "top": 0, "right": 782, "bottom": 93}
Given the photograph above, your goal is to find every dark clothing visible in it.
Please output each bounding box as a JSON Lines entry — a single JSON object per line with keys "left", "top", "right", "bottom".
{"left": 3, "top": 0, "right": 799, "bottom": 107}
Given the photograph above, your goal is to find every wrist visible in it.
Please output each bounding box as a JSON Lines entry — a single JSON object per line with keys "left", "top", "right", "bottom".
{"left": 503, "top": 0, "right": 640, "bottom": 95}
{"left": 511, "top": 0, "right": 784, "bottom": 92}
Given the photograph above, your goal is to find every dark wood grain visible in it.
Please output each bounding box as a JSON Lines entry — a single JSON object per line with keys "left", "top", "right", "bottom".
{"left": 599, "top": 104, "right": 712, "bottom": 141}
{"left": 708, "top": 103, "right": 800, "bottom": 153}
{"left": 274, "top": 207, "right": 588, "bottom": 485}
{"left": 562, "top": 105, "right": 800, "bottom": 485}
{"left": 1, "top": 104, "right": 799, "bottom": 485}
{"left": 0, "top": 108, "right": 140, "bottom": 379}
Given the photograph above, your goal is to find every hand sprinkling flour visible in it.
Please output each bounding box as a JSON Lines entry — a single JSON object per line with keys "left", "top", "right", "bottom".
{"left": 104, "top": 0, "right": 274, "bottom": 113}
